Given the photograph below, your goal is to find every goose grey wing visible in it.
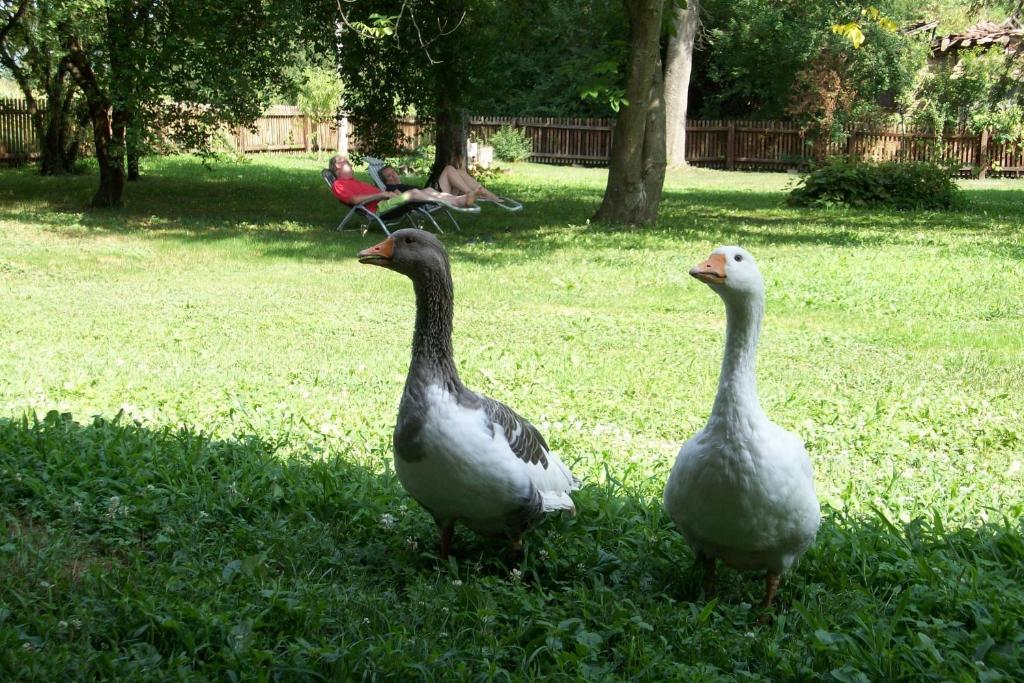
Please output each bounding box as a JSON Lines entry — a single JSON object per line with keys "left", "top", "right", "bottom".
{"left": 480, "top": 396, "right": 550, "bottom": 468}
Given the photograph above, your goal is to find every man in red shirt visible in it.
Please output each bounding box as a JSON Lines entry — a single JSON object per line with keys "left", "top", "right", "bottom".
{"left": 329, "top": 156, "right": 479, "bottom": 212}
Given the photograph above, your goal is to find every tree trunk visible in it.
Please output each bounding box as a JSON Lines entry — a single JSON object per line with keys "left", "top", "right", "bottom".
{"left": 430, "top": 94, "right": 468, "bottom": 184}
{"left": 88, "top": 103, "right": 127, "bottom": 208}
{"left": 593, "top": 0, "right": 667, "bottom": 226}
{"left": 426, "top": 0, "right": 469, "bottom": 186}
{"left": 664, "top": 0, "right": 700, "bottom": 168}
{"left": 64, "top": 35, "right": 127, "bottom": 207}
{"left": 38, "top": 70, "right": 82, "bottom": 175}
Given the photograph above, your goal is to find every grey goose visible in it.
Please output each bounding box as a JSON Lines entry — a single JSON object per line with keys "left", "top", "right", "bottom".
{"left": 358, "top": 229, "right": 580, "bottom": 558}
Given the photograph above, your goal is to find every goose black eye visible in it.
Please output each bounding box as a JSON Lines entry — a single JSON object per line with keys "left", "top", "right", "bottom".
{"left": 404, "top": 237, "right": 414, "bottom": 244}
{"left": 734, "top": 254, "right": 743, "bottom": 262}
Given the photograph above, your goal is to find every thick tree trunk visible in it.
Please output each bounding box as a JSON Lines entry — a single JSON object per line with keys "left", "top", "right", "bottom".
{"left": 664, "top": 0, "right": 700, "bottom": 168}
{"left": 593, "top": 0, "right": 667, "bottom": 226}
{"left": 426, "top": 0, "right": 468, "bottom": 186}
{"left": 430, "top": 94, "right": 468, "bottom": 185}
{"left": 65, "top": 35, "right": 127, "bottom": 207}
{"left": 88, "top": 103, "right": 127, "bottom": 208}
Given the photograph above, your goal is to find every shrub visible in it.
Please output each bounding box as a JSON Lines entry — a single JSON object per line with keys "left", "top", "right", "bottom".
{"left": 388, "top": 144, "right": 434, "bottom": 177}
{"left": 489, "top": 125, "right": 532, "bottom": 162}
{"left": 787, "top": 159, "right": 963, "bottom": 210}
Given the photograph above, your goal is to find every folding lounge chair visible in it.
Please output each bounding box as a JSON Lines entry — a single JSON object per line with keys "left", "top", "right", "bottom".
{"left": 322, "top": 169, "right": 452, "bottom": 236}
{"left": 478, "top": 194, "right": 524, "bottom": 212}
{"left": 363, "top": 156, "right": 481, "bottom": 233}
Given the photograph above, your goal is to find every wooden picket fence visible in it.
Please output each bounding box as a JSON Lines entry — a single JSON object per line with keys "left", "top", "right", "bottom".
{"left": 0, "top": 98, "right": 38, "bottom": 163}
{"left": 4, "top": 99, "right": 1024, "bottom": 176}
{"left": 467, "top": 116, "right": 1024, "bottom": 176}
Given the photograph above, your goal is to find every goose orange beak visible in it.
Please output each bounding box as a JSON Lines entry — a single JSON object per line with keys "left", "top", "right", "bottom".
{"left": 690, "top": 253, "right": 726, "bottom": 285}
{"left": 358, "top": 237, "right": 394, "bottom": 266}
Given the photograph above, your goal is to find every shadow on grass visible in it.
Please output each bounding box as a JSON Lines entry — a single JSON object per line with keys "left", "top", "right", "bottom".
{"left": 2, "top": 411, "right": 1022, "bottom": 678}
{"left": 4, "top": 157, "right": 1024, "bottom": 263}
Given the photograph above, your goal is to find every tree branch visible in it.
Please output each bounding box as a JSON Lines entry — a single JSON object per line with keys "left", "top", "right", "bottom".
{"left": 0, "top": 0, "right": 30, "bottom": 46}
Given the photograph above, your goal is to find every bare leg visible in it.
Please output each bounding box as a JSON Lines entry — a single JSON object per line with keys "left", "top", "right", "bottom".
{"left": 439, "top": 521, "right": 454, "bottom": 560}
{"left": 402, "top": 187, "right": 480, "bottom": 208}
{"left": 698, "top": 550, "right": 717, "bottom": 596}
{"left": 438, "top": 166, "right": 499, "bottom": 201}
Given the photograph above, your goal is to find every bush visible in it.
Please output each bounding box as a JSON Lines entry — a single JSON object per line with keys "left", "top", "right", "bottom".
{"left": 787, "top": 159, "right": 963, "bottom": 210}
{"left": 387, "top": 144, "right": 434, "bottom": 178}
{"left": 489, "top": 125, "right": 532, "bottom": 162}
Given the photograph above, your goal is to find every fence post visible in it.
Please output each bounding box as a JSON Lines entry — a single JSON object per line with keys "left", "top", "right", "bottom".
{"left": 236, "top": 126, "right": 245, "bottom": 153}
{"left": 846, "top": 131, "right": 858, "bottom": 161}
{"left": 726, "top": 122, "right": 736, "bottom": 170}
{"left": 303, "top": 115, "right": 311, "bottom": 152}
{"left": 978, "top": 128, "right": 990, "bottom": 179}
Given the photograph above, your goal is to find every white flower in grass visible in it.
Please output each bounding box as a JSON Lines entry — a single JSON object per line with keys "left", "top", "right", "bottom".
{"left": 405, "top": 537, "right": 418, "bottom": 551}
{"left": 379, "top": 513, "right": 396, "bottom": 529}
{"left": 39, "top": 580, "right": 52, "bottom": 589}
{"left": 509, "top": 568, "right": 522, "bottom": 582}
{"left": 199, "top": 511, "right": 209, "bottom": 519}
{"left": 58, "top": 620, "right": 68, "bottom": 630}
{"left": 362, "top": 618, "right": 370, "bottom": 625}
{"left": 69, "top": 618, "right": 82, "bottom": 629}
{"left": 451, "top": 580, "right": 462, "bottom": 587}
{"left": 22, "top": 642, "right": 34, "bottom": 652}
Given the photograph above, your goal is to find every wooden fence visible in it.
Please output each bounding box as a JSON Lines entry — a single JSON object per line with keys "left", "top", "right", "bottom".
{"left": 0, "top": 98, "right": 38, "bottom": 163}
{"left": 466, "top": 116, "right": 1024, "bottom": 176}
{"left": 3, "top": 99, "right": 1023, "bottom": 176}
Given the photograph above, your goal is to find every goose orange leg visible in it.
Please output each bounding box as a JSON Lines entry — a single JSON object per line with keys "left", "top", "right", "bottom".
{"left": 757, "top": 572, "right": 781, "bottom": 624}
{"left": 439, "top": 521, "right": 454, "bottom": 560}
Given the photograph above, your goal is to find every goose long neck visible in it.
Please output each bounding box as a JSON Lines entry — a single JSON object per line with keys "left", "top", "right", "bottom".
{"left": 408, "top": 267, "right": 460, "bottom": 389}
{"left": 711, "top": 294, "right": 765, "bottom": 421}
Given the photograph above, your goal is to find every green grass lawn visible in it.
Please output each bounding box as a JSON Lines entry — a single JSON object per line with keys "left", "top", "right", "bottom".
{"left": 2, "top": 154, "right": 1023, "bottom": 680}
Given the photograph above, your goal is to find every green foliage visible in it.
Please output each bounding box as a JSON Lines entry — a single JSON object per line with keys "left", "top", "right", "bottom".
{"left": 695, "top": 1, "right": 926, "bottom": 120}
{"left": 832, "top": 6, "right": 898, "bottom": 49}
{"left": 462, "top": 0, "right": 626, "bottom": 117}
{"left": 971, "top": 103, "right": 1024, "bottom": 144}
{"left": 489, "top": 124, "right": 532, "bottom": 162}
{"left": 1, "top": 155, "right": 1023, "bottom": 678}
{"left": 296, "top": 67, "right": 343, "bottom": 124}
{"left": 788, "top": 159, "right": 963, "bottom": 209}
{"left": 389, "top": 143, "right": 436, "bottom": 177}
{"left": 316, "top": 0, "right": 476, "bottom": 157}
{"left": 911, "top": 47, "right": 1024, "bottom": 143}
{"left": 296, "top": 66, "right": 343, "bottom": 153}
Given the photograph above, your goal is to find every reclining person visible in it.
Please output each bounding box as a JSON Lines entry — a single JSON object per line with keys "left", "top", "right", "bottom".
{"left": 381, "top": 164, "right": 500, "bottom": 202}
{"left": 328, "top": 156, "right": 478, "bottom": 211}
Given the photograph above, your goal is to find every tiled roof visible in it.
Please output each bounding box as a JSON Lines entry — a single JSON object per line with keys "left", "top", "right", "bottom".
{"left": 934, "top": 18, "right": 1024, "bottom": 54}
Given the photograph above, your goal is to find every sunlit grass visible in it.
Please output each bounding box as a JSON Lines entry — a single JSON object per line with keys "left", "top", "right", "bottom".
{"left": 1, "top": 154, "right": 1022, "bottom": 679}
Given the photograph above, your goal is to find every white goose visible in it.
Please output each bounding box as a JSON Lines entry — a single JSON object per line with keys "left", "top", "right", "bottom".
{"left": 358, "top": 229, "right": 580, "bottom": 558}
{"left": 664, "top": 246, "right": 820, "bottom": 614}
